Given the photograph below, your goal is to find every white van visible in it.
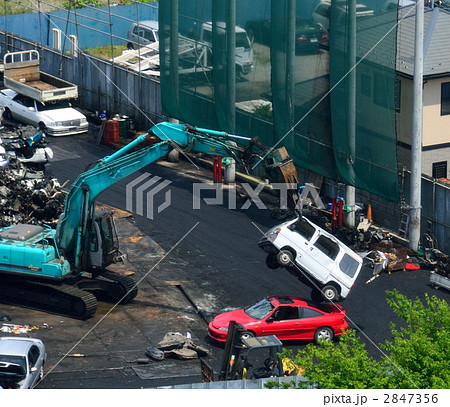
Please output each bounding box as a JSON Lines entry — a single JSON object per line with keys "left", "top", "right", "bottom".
{"left": 127, "top": 20, "right": 159, "bottom": 49}
{"left": 259, "top": 216, "right": 362, "bottom": 302}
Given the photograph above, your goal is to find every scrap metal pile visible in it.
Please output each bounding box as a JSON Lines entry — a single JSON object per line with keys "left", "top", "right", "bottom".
{"left": 0, "top": 125, "right": 65, "bottom": 227}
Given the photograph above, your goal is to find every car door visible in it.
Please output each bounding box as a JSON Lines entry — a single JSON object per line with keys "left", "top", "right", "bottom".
{"left": 26, "top": 345, "right": 42, "bottom": 388}
{"left": 12, "top": 94, "right": 36, "bottom": 125}
{"left": 299, "top": 306, "right": 327, "bottom": 340}
{"left": 261, "top": 305, "right": 301, "bottom": 340}
{"left": 304, "top": 233, "right": 340, "bottom": 283}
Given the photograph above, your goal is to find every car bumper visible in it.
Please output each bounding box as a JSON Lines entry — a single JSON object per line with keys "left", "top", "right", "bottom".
{"left": 258, "top": 237, "right": 277, "bottom": 255}
{"left": 45, "top": 124, "right": 89, "bottom": 137}
{"left": 208, "top": 322, "right": 228, "bottom": 342}
{"left": 334, "top": 319, "right": 349, "bottom": 337}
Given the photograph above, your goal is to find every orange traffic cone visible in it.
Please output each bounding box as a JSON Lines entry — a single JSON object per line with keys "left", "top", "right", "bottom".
{"left": 366, "top": 204, "right": 373, "bottom": 221}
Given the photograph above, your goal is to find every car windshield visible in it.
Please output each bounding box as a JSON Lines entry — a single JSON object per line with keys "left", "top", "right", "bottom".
{"left": 236, "top": 32, "right": 250, "bottom": 49}
{"left": 0, "top": 355, "right": 27, "bottom": 377}
{"left": 37, "top": 100, "right": 72, "bottom": 112}
{"left": 244, "top": 298, "right": 274, "bottom": 319}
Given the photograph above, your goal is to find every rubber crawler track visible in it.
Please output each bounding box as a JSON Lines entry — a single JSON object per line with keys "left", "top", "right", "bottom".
{"left": 98, "top": 270, "right": 138, "bottom": 303}
{"left": 0, "top": 279, "right": 97, "bottom": 319}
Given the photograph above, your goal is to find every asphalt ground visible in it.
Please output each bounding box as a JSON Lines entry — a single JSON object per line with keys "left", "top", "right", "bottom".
{"left": 0, "top": 131, "right": 449, "bottom": 393}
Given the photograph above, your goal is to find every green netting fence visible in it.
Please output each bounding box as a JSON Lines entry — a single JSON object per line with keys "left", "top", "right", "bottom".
{"left": 160, "top": 0, "right": 400, "bottom": 201}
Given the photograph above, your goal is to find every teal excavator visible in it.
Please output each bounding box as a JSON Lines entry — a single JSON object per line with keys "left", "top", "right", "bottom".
{"left": 0, "top": 122, "right": 298, "bottom": 319}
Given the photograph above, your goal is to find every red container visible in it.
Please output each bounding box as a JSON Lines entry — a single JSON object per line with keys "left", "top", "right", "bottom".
{"left": 104, "top": 120, "right": 119, "bottom": 145}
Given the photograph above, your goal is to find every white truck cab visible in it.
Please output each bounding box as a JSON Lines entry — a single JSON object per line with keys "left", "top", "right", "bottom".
{"left": 200, "top": 22, "right": 254, "bottom": 75}
{"left": 127, "top": 20, "right": 159, "bottom": 49}
{"left": 259, "top": 216, "right": 362, "bottom": 302}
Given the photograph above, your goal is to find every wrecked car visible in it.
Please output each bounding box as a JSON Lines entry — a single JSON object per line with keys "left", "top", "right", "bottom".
{"left": 0, "top": 126, "right": 53, "bottom": 177}
{"left": 0, "top": 337, "right": 47, "bottom": 389}
{"left": 259, "top": 216, "right": 362, "bottom": 302}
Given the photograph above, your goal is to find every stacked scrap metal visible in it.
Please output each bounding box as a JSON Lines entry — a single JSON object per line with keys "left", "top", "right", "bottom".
{"left": 1, "top": 125, "right": 65, "bottom": 227}
{"left": 0, "top": 172, "right": 66, "bottom": 227}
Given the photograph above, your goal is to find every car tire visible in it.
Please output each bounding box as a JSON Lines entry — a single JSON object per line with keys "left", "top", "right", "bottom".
{"left": 314, "top": 327, "right": 334, "bottom": 343}
{"left": 277, "top": 249, "right": 294, "bottom": 267}
{"left": 310, "top": 288, "right": 323, "bottom": 303}
{"left": 127, "top": 42, "right": 134, "bottom": 50}
{"left": 265, "top": 254, "right": 279, "bottom": 270}
{"left": 2, "top": 107, "right": 12, "bottom": 120}
{"left": 240, "top": 331, "right": 255, "bottom": 341}
{"left": 322, "top": 285, "right": 339, "bottom": 302}
{"left": 38, "top": 122, "right": 47, "bottom": 133}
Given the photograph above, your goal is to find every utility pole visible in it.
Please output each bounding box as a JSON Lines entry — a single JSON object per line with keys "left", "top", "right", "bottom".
{"left": 345, "top": 0, "right": 357, "bottom": 228}
{"left": 409, "top": 0, "right": 424, "bottom": 251}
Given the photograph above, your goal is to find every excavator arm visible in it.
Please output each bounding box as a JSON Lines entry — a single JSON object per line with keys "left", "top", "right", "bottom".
{"left": 56, "top": 121, "right": 298, "bottom": 270}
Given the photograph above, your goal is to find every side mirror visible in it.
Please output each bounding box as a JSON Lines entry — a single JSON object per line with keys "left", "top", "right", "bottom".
{"left": 266, "top": 316, "right": 274, "bottom": 323}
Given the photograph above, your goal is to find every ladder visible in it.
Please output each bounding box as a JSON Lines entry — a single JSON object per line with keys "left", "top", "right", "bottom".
{"left": 398, "top": 213, "right": 410, "bottom": 237}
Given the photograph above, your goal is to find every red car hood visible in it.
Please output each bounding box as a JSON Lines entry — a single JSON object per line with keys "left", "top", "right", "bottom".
{"left": 212, "top": 308, "right": 253, "bottom": 328}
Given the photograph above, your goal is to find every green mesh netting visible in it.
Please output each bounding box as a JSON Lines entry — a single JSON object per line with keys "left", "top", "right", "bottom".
{"left": 159, "top": 0, "right": 400, "bottom": 201}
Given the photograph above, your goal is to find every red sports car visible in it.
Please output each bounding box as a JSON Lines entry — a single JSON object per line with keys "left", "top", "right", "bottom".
{"left": 208, "top": 296, "right": 348, "bottom": 343}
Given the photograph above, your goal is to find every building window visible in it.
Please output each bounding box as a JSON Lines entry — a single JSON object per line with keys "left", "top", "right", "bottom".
{"left": 361, "top": 74, "right": 371, "bottom": 97}
{"left": 441, "top": 82, "right": 450, "bottom": 115}
{"left": 432, "top": 161, "right": 447, "bottom": 179}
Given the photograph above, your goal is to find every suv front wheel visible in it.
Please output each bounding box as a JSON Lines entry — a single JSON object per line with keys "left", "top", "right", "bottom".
{"left": 277, "top": 249, "right": 294, "bottom": 267}
{"left": 322, "top": 285, "right": 339, "bottom": 302}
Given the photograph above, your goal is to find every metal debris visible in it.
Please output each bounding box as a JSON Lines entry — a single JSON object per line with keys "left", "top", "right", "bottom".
{"left": 156, "top": 332, "right": 209, "bottom": 360}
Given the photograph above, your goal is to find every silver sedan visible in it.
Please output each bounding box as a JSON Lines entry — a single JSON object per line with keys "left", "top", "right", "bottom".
{"left": 0, "top": 337, "right": 47, "bottom": 389}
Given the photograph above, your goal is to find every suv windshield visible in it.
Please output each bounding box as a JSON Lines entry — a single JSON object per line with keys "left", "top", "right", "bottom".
{"left": 290, "top": 218, "right": 316, "bottom": 241}
{"left": 244, "top": 298, "right": 274, "bottom": 319}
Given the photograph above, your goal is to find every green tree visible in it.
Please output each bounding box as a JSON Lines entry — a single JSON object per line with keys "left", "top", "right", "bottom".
{"left": 276, "top": 290, "right": 450, "bottom": 389}
{"left": 382, "top": 289, "right": 450, "bottom": 388}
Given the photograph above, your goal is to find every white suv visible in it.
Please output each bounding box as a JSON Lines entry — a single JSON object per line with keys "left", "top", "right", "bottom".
{"left": 259, "top": 216, "right": 362, "bottom": 302}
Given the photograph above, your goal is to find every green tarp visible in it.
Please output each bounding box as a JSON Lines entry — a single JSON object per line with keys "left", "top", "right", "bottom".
{"left": 159, "top": 0, "right": 400, "bottom": 201}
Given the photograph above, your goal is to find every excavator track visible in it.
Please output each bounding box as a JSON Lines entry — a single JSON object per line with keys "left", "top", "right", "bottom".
{"left": 99, "top": 270, "right": 138, "bottom": 303}
{"left": 0, "top": 279, "right": 97, "bottom": 319}
{"left": 76, "top": 271, "right": 138, "bottom": 304}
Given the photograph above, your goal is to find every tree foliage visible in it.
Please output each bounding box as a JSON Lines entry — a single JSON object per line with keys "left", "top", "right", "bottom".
{"left": 277, "top": 290, "right": 449, "bottom": 389}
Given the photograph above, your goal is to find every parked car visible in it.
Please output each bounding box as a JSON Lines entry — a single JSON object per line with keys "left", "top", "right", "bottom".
{"left": 127, "top": 20, "right": 159, "bottom": 49}
{"left": 246, "top": 17, "right": 327, "bottom": 52}
{"left": 0, "top": 337, "right": 47, "bottom": 389}
{"left": 208, "top": 296, "right": 348, "bottom": 343}
{"left": 0, "top": 89, "right": 88, "bottom": 136}
{"left": 312, "top": 0, "right": 374, "bottom": 33}
{"left": 381, "top": 0, "right": 415, "bottom": 12}
{"left": 258, "top": 216, "right": 363, "bottom": 302}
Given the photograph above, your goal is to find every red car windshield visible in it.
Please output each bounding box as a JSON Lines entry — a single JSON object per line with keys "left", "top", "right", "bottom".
{"left": 244, "top": 298, "right": 275, "bottom": 319}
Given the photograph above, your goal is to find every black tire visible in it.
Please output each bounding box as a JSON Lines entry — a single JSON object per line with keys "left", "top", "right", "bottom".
{"left": 127, "top": 42, "right": 134, "bottom": 50}
{"left": 240, "top": 330, "right": 255, "bottom": 341}
{"left": 314, "top": 326, "right": 334, "bottom": 343}
{"left": 2, "top": 107, "right": 12, "bottom": 120}
{"left": 266, "top": 254, "right": 279, "bottom": 270}
{"left": 310, "top": 288, "right": 323, "bottom": 303}
{"left": 38, "top": 122, "right": 47, "bottom": 133}
{"left": 322, "top": 285, "right": 339, "bottom": 302}
{"left": 277, "top": 249, "right": 294, "bottom": 267}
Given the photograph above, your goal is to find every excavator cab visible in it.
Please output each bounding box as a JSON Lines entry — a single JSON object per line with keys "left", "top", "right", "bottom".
{"left": 86, "top": 210, "right": 119, "bottom": 269}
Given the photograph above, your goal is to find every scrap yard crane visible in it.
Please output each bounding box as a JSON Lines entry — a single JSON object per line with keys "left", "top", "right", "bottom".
{"left": 0, "top": 122, "right": 298, "bottom": 319}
